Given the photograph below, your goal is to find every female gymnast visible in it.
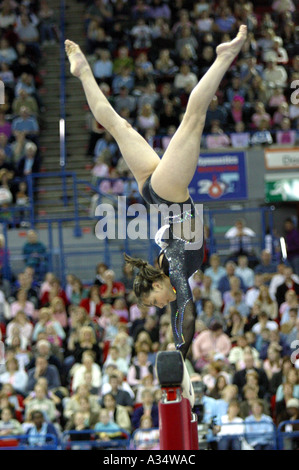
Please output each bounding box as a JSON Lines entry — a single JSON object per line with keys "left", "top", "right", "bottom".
{"left": 65, "top": 25, "right": 247, "bottom": 406}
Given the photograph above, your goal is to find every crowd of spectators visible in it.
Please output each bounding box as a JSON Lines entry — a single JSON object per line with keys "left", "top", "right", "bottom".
{"left": 0, "top": 219, "right": 299, "bottom": 449}
{"left": 85, "top": 0, "right": 299, "bottom": 191}
{"left": 0, "top": 0, "right": 58, "bottom": 225}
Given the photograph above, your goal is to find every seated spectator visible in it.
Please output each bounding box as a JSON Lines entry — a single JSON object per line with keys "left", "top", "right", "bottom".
{"left": 63, "top": 384, "right": 100, "bottom": 424}
{"left": 276, "top": 118, "right": 296, "bottom": 145}
{"left": 70, "top": 351, "right": 102, "bottom": 393}
{"left": 230, "top": 121, "right": 251, "bottom": 148}
{"left": 284, "top": 218, "right": 299, "bottom": 276}
{"left": 131, "top": 388, "right": 159, "bottom": 430}
{"left": 204, "top": 95, "right": 227, "bottom": 132}
{"left": 69, "top": 325, "right": 103, "bottom": 367}
{"left": 8, "top": 289, "right": 35, "bottom": 320}
{"left": 40, "top": 277, "right": 68, "bottom": 308}
{"left": 24, "top": 382, "right": 57, "bottom": 423}
{"left": 26, "top": 338, "right": 63, "bottom": 378}
{"left": 133, "top": 414, "right": 159, "bottom": 450}
{"left": 239, "top": 384, "right": 271, "bottom": 419}
{"left": 224, "top": 219, "right": 256, "bottom": 263}
{"left": 225, "top": 309, "right": 246, "bottom": 342}
{"left": 22, "top": 230, "right": 47, "bottom": 278}
{"left": 198, "top": 275, "right": 222, "bottom": 311}
{"left": 252, "top": 311, "right": 278, "bottom": 336}
{"left": 192, "top": 322, "right": 231, "bottom": 371}
{"left": 12, "top": 106, "right": 39, "bottom": 144}
{"left": 244, "top": 399, "right": 275, "bottom": 450}
{"left": 25, "top": 410, "right": 59, "bottom": 447}
{"left": 202, "top": 361, "right": 230, "bottom": 394}
{"left": 223, "top": 277, "right": 249, "bottom": 317}
{"left": 214, "top": 400, "right": 244, "bottom": 450}
{"left": 94, "top": 408, "right": 122, "bottom": 440}
{"left": 254, "top": 250, "right": 278, "bottom": 286}
{"left": 5, "top": 310, "right": 33, "bottom": 343}
{"left": 32, "top": 308, "right": 65, "bottom": 346}
{"left": 204, "top": 254, "right": 226, "bottom": 290}
{"left": 101, "top": 392, "right": 131, "bottom": 433}
{"left": 228, "top": 336, "right": 259, "bottom": 370}
{"left": 79, "top": 285, "right": 103, "bottom": 321}
{"left": 103, "top": 345, "right": 129, "bottom": 376}
{"left": 276, "top": 266, "right": 299, "bottom": 308}
{"left": 26, "top": 355, "right": 61, "bottom": 393}
{"left": 127, "top": 349, "right": 155, "bottom": 390}
{"left": 245, "top": 273, "right": 265, "bottom": 309}
{"left": 263, "top": 57, "right": 288, "bottom": 88}
{"left": 49, "top": 297, "right": 68, "bottom": 330}
{"left": 100, "top": 373, "right": 133, "bottom": 414}
{"left": 99, "top": 269, "right": 125, "bottom": 303}
{"left": 0, "top": 356, "right": 28, "bottom": 395}
{"left": 233, "top": 350, "right": 269, "bottom": 399}
{"left": 235, "top": 255, "right": 255, "bottom": 290}
{"left": 67, "top": 410, "right": 92, "bottom": 445}
{"left": 209, "top": 374, "right": 229, "bottom": 400}
{"left": 276, "top": 382, "right": 297, "bottom": 422}
{"left": 136, "top": 103, "right": 159, "bottom": 133}
{"left": 263, "top": 343, "right": 283, "bottom": 381}
{"left": 198, "top": 299, "right": 224, "bottom": 328}
{"left": 255, "top": 285, "right": 278, "bottom": 320}
{"left": 217, "top": 261, "right": 246, "bottom": 297}
{"left": 12, "top": 88, "right": 39, "bottom": 118}
{"left": 275, "top": 368, "right": 299, "bottom": 402}
{"left": 92, "top": 49, "right": 113, "bottom": 82}
{"left": 0, "top": 407, "right": 23, "bottom": 435}
{"left": 206, "top": 122, "right": 230, "bottom": 149}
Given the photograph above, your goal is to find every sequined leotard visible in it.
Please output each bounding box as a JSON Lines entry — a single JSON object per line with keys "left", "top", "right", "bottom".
{"left": 142, "top": 175, "right": 204, "bottom": 358}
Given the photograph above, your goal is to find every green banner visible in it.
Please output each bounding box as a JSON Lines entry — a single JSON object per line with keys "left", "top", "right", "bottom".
{"left": 265, "top": 177, "right": 299, "bottom": 202}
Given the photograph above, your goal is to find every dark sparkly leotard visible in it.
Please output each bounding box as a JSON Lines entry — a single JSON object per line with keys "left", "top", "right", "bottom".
{"left": 142, "top": 175, "right": 204, "bottom": 358}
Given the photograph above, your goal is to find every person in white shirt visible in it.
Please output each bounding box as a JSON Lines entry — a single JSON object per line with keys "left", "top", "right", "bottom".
{"left": 71, "top": 350, "right": 102, "bottom": 392}
{"left": 215, "top": 400, "right": 244, "bottom": 450}
{"left": 245, "top": 273, "right": 265, "bottom": 308}
{"left": 251, "top": 311, "right": 278, "bottom": 335}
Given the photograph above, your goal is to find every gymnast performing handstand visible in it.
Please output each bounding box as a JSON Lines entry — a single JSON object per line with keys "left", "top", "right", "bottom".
{"left": 65, "top": 25, "right": 247, "bottom": 406}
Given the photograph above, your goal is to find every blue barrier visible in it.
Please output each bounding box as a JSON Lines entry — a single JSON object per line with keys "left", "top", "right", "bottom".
{"left": 0, "top": 433, "right": 59, "bottom": 450}
{"left": 61, "top": 428, "right": 131, "bottom": 450}
{"left": 277, "top": 420, "right": 299, "bottom": 450}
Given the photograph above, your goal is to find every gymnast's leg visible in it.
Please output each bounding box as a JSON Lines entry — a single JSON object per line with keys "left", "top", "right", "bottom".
{"left": 65, "top": 40, "right": 160, "bottom": 194}
{"left": 151, "top": 25, "right": 248, "bottom": 202}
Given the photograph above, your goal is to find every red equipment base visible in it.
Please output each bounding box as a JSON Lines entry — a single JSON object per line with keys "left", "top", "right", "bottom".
{"left": 159, "top": 387, "right": 199, "bottom": 450}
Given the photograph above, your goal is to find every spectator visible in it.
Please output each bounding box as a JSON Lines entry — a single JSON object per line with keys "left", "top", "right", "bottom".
{"left": 199, "top": 299, "right": 224, "bottom": 328}
{"left": 254, "top": 250, "right": 278, "bottom": 285}
{"left": 284, "top": 218, "right": 299, "bottom": 276}
{"left": 8, "top": 289, "right": 35, "bottom": 320}
{"left": 22, "top": 230, "right": 47, "bottom": 277}
{"left": 228, "top": 336, "right": 259, "bottom": 370}
{"left": 63, "top": 384, "right": 100, "bottom": 423}
{"left": 100, "top": 373, "right": 133, "bottom": 413}
{"left": 0, "top": 356, "right": 28, "bottom": 395}
{"left": 25, "top": 410, "right": 59, "bottom": 447}
{"left": 245, "top": 273, "right": 265, "bottom": 309}
{"left": 127, "top": 349, "right": 155, "bottom": 390}
{"left": 225, "top": 219, "right": 256, "bottom": 262}
{"left": 71, "top": 351, "right": 102, "bottom": 393}
{"left": 255, "top": 285, "right": 278, "bottom": 320}
{"left": 0, "top": 407, "right": 23, "bottom": 436}
{"left": 192, "top": 322, "right": 231, "bottom": 371}
{"left": 217, "top": 261, "right": 246, "bottom": 297}
{"left": 101, "top": 392, "right": 131, "bottom": 433}
{"left": 244, "top": 399, "right": 275, "bottom": 450}
{"left": 12, "top": 106, "right": 39, "bottom": 143}
{"left": 131, "top": 388, "right": 159, "bottom": 430}
{"left": 233, "top": 350, "right": 269, "bottom": 399}
{"left": 99, "top": 269, "right": 125, "bottom": 303}
{"left": 24, "top": 382, "right": 57, "bottom": 422}
{"left": 94, "top": 408, "right": 122, "bottom": 439}
{"left": 235, "top": 255, "right": 255, "bottom": 290}
{"left": 204, "top": 254, "right": 226, "bottom": 290}
{"left": 214, "top": 400, "right": 244, "bottom": 450}
{"left": 276, "top": 266, "right": 299, "bottom": 307}
{"left": 239, "top": 384, "right": 270, "bottom": 419}
{"left": 26, "top": 355, "right": 61, "bottom": 393}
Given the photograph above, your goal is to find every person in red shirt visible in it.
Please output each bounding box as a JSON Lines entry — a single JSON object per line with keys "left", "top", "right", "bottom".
{"left": 39, "top": 277, "right": 69, "bottom": 307}
{"left": 80, "top": 285, "right": 104, "bottom": 320}
{"left": 100, "top": 269, "right": 125, "bottom": 303}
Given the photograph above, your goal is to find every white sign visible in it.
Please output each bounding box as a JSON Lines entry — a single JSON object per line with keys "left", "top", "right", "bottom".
{"left": 264, "top": 148, "right": 299, "bottom": 170}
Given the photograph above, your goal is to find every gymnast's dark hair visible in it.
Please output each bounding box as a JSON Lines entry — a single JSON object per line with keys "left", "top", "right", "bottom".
{"left": 123, "top": 253, "right": 165, "bottom": 300}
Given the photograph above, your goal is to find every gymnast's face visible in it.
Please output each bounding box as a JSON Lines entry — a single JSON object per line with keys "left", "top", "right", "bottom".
{"left": 144, "top": 277, "right": 176, "bottom": 309}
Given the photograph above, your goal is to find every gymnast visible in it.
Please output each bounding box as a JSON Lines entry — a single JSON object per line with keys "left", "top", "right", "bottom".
{"left": 65, "top": 25, "right": 247, "bottom": 406}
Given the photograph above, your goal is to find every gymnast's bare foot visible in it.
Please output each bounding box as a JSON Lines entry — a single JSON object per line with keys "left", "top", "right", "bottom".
{"left": 65, "top": 39, "right": 90, "bottom": 79}
{"left": 216, "top": 25, "right": 247, "bottom": 59}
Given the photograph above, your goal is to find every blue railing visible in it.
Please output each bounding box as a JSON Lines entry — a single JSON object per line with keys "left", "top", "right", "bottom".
{"left": 0, "top": 433, "right": 59, "bottom": 450}
{"left": 61, "top": 428, "right": 131, "bottom": 450}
